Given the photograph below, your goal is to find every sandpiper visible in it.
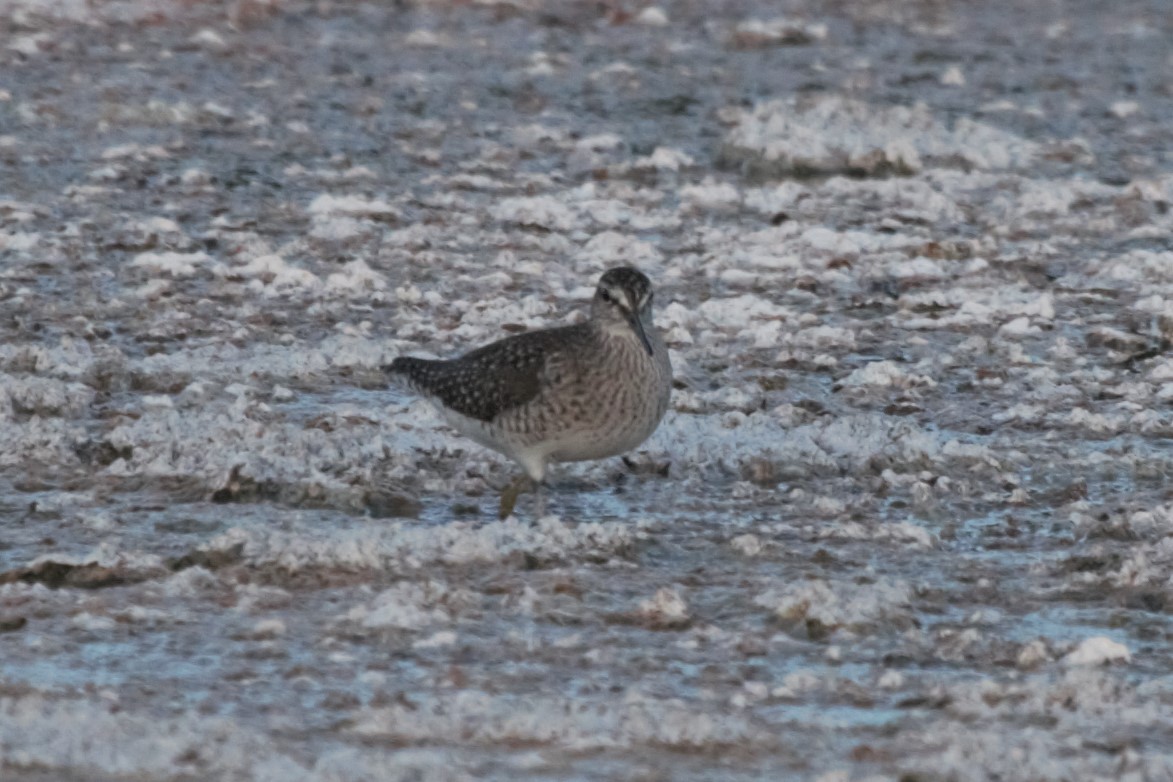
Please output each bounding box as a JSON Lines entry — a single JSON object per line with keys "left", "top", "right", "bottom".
{"left": 387, "top": 267, "right": 672, "bottom": 517}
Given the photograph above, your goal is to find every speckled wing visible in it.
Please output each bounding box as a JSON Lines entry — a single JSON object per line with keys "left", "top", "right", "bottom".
{"left": 386, "top": 325, "right": 585, "bottom": 423}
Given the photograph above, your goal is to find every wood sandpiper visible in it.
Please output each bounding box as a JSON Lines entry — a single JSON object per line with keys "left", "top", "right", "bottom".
{"left": 386, "top": 267, "right": 673, "bottom": 518}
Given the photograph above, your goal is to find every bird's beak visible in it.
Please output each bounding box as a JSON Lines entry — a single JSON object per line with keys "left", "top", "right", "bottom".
{"left": 628, "top": 310, "right": 654, "bottom": 355}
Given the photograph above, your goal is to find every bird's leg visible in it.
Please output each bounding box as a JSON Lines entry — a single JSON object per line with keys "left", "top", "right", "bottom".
{"left": 498, "top": 474, "right": 534, "bottom": 519}
{"left": 533, "top": 481, "right": 547, "bottom": 520}
{"left": 499, "top": 475, "right": 550, "bottom": 520}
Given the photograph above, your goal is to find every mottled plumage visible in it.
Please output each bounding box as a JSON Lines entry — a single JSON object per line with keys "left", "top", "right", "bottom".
{"left": 386, "top": 267, "right": 672, "bottom": 500}
{"left": 389, "top": 325, "right": 586, "bottom": 424}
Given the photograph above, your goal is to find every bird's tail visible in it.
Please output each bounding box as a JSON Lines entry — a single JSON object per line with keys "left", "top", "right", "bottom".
{"left": 383, "top": 356, "right": 432, "bottom": 394}
{"left": 382, "top": 357, "right": 409, "bottom": 375}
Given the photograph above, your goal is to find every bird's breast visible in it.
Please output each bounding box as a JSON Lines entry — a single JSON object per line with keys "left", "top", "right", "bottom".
{"left": 538, "top": 331, "right": 671, "bottom": 463}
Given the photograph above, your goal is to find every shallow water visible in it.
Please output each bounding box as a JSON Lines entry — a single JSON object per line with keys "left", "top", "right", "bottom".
{"left": 3, "top": 0, "right": 1173, "bottom": 780}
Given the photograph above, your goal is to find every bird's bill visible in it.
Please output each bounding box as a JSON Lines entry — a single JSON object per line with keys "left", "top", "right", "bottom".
{"left": 628, "top": 311, "right": 654, "bottom": 355}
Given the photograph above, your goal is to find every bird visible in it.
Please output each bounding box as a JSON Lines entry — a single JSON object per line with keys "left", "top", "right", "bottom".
{"left": 386, "top": 266, "right": 673, "bottom": 518}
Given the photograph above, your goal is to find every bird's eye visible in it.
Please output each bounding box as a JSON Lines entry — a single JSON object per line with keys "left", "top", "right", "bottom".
{"left": 599, "top": 289, "right": 613, "bottom": 303}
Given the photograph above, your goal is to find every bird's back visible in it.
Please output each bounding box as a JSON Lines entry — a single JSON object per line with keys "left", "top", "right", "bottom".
{"left": 387, "top": 323, "right": 593, "bottom": 424}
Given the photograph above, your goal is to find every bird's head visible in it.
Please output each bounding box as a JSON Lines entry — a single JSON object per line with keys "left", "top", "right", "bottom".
{"left": 591, "top": 266, "right": 656, "bottom": 355}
